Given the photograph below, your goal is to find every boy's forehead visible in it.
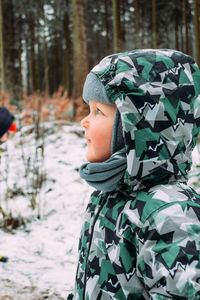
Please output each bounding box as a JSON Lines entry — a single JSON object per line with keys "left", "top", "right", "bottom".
{"left": 89, "top": 100, "right": 116, "bottom": 110}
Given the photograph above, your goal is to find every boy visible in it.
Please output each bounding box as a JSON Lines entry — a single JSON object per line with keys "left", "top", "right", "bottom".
{"left": 0, "top": 106, "right": 16, "bottom": 263}
{"left": 69, "top": 49, "right": 200, "bottom": 299}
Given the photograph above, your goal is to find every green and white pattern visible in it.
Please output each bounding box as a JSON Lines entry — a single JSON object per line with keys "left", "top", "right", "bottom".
{"left": 72, "top": 49, "right": 200, "bottom": 299}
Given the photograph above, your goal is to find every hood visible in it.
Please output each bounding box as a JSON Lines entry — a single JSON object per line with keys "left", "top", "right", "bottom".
{"left": 91, "top": 49, "right": 200, "bottom": 187}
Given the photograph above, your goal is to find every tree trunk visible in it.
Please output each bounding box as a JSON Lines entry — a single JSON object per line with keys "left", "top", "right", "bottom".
{"left": 134, "top": 0, "right": 140, "bottom": 48}
{"left": 121, "top": 1, "right": 126, "bottom": 50}
{"left": 183, "top": 0, "right": 189, "bottom": 54}
{"left": 193, "top": 0, "right": 200, "bottom": 66}
{"left": 43, "top": 34, "right": 49, "bottom": 95}
{"left": 18, "top": 18, "right": 23, "bottom": 96}
{"left": 26, "top": 40, "right": 31, "bottom": 95}
{"left": 6, "top": 0, "right": 16, "bottom": 98}
{"left": 175, "top": 23, "right": 179, "bottom": 50}
{"left": 104, "top": 0, "right": 110, "bottom": 55}
{"left": 152, "top": 0, "right": 157, "bottom": 48}
{"left": 180, "top": 23, "right": 184, "bottom": 52}
{"left": 29, "top": 14, "right": 36, "bottom": 93}
{"left": 112, "top": 0, "right": 121, "bottom": 52}
{"left": 53, "top": 37, "right": 60, "bottom": 93}
{"left": 175, "top": 0, "right": 179, "bottom": 50}
{"left": 95, "top": 12, "right": 101, "bottom": 62}
{"left": 64, "top": 0, "right": 72, "bottom": 97}
{"left": 42, "top": 2, "right": 49, "bottom": 95}
{"left": 0, "top": 0, "right": 5, "bottom": 92}
{"left": 72, "top": 0, "right": 89, "bottom": 98}
{"left": 36, "top": 36, "right": 42, "bottom": 93}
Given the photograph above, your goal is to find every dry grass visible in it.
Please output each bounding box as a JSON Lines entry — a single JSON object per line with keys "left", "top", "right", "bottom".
{"left": 0, "top": 279, "right": 64, "bottom": 299}
{"left": 0, "top": 87, "right": 89, "bottom": 126}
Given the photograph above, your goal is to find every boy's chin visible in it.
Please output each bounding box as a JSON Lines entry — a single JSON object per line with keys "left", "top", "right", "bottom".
{"left": 86, "top": 151, "right": 111, "bottom": 163}
{"left": 86, "top": 153, "right": 97, "bottom": 163}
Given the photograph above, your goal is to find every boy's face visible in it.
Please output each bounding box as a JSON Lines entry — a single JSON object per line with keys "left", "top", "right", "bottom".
{"left": 81, "top": 100, "right": 116, "bottom": 162}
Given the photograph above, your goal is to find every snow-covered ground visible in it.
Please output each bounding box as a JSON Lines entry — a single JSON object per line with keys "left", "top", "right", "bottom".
{"left": 0, "top": 120, "right": 200, "bottom": 299}
{"left": 0, "top": 121, "right": 93, "bottom": 299}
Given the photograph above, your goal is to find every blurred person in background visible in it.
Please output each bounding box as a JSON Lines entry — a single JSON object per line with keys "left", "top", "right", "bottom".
{"left": 0, "top": 106, "right": 17, "bottom": 262}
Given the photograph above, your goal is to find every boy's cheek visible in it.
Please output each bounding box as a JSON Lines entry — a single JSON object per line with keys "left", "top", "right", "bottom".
{"left": 91, "top": 131, "right": 109, "bottom": 148}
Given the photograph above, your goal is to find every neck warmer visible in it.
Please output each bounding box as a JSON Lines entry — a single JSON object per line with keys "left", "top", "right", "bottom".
{"left": 79, "top": 148, "right": 127, "bottom": 192}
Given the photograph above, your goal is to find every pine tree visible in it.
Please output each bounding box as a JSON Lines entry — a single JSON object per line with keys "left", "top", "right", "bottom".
{"left": 193, "top": 0, "right": 200, "bottom": 66}
{"left": 72, "top": 0, "right": 89, "bottom": 98}
{"left": 0, "top": 0, "right": 5, "bottom": 92}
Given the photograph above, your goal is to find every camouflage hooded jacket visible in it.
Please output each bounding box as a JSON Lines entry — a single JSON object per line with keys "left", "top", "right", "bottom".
{"left": 72, "top": 49, "right": 200, "bottom": 299}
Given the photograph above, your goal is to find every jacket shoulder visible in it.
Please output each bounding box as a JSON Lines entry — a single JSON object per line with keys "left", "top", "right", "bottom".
{"left": 136, "top": 183, "right": 200, "bottom": 299}
{"left": 133, "top": 182, "right": 200, "bottom": 224}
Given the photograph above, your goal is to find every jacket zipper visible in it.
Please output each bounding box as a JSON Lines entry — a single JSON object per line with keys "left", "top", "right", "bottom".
{"left": 82, "top": 193, "right": 107, "bottom": 300}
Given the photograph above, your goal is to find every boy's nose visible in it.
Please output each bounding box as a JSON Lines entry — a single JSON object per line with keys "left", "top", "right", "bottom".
{"left": 81, "top": 116, "right": 89, "bottom": 129}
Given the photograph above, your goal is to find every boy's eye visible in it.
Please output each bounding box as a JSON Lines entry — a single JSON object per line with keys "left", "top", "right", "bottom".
{"left": 97, "top": 108, "right": 103, "bottom": 115}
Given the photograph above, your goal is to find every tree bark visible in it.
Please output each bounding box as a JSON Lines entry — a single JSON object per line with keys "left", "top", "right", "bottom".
{"left": 72, "top": 0, "right": 89, "bottom": 98}
{"left": 18, "top": 17, "right": 23, "bottom": 96}
{"left": 53, "top": 36, "right": 60, "bottom": 92}
{"left": 26, "top": 40, "right": 31, "bottom": 95}
{"left": 42, "top": 2, "right": 49, "bottom": 95}
{"left": 134, "top": 0, "right": 140, "bottom": 48}
{"left": 0, "top": 0, "right": 5, "bottom": 92}
{"left": 183, "top": 0, "right": 189, "bottom": 54}
{"left": 112, "top": 0, "right": 121, "bottom": 52}
{"left": 104, "top": 0, "right": 110, "bottom": 55}
{"left": 43, "top": 34, "right": 49, "bottom": 95}
{"left": 29, "top": 13, "right": 36, "bottom": 93}
{"left": 174, "top": 0, "right": 179, "bottom": 50}
{"left": 36, "top": 36, "right": 42, "bottom": 93}
{"left": 121, "top": 1, "right": 126, "bottom": 49}
{"left": 193, "top": 0, "right": 200, "bottom": 66}
{"left": 152, "top": 0, "right": 157, "bottom": 48}
{"left": 64, "top": 0, "right": 72, "bottom": 97}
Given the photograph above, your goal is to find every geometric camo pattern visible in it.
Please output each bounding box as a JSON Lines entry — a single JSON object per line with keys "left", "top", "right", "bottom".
{"left": 72, "top": 49, "right": 200, "bottom": 299}
{"left": 73, "top": 183, "right": 200, "bottom": 299}
{"left": 92, "top": 49, "right": 200, "bottom": 190}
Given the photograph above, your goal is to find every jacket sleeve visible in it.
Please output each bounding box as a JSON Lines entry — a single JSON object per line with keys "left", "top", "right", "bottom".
{"left": 136, "top": 202, "right": 200, "bottom": 299}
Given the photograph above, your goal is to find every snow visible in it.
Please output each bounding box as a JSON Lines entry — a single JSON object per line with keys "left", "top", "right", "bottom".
{"left": 0, "top": 121, "right": 93, "bottom": 298}
{"left": 0, "top": 120, "right": 200, "bottom": 299}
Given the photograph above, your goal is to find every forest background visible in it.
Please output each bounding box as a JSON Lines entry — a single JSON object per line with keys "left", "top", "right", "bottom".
{"left": 0, "top": 0, "right": 199, "bottom": 122}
